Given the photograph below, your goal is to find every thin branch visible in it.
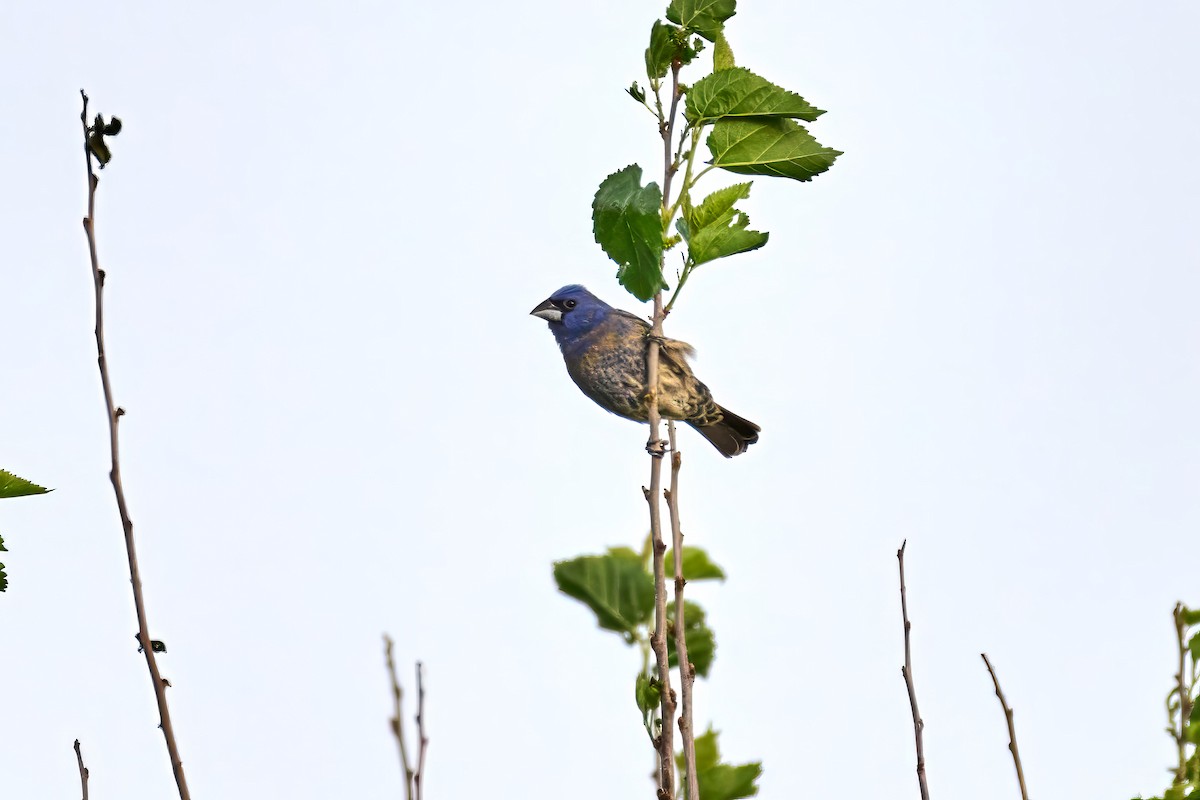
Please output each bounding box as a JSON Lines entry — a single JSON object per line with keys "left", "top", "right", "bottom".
{"left": 384, "top": 635, "right": 415, "bottom": 800}
{"left": 414, "top": 662, "right": 429, "bottom": 800}
{"left": 666, "top": 423, "right": 698, "bottom": 800}
{"left": 1174, "top": 602, "right": 1193, "bottom": 785}
{"left": 981, "top": 654, "right": 1030, "bottom": 800}
{"left": 79, "top": 89, "right": 192, "bottom": 800}
{"left": 73, "top": 739, "right": 89, "bottom": 800}
{"left": 897, "top": 541, "right": 930, "bottom": 800}
{"left": 643, "top": 58, "right": 686, "bottom": 800}
{"left": 661, "top": 62, "right": 683, "bottom": 205}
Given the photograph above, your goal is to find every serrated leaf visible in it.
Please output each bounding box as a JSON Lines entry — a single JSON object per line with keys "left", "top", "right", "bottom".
{"left": 684, "top": 182, "right": 751, "bottom": 230}
{"left": 686, "top": 68, "right": 824, "bottom": 125}
{"left": 664, "top": 546, "right": 726, "bottom": 581}
{"left": 0, "top": 562, "right": 6, "bottom": 592}
{"left": 678, "top": 183, "right": 768, "bottom": 266}
{"left": 700, "top": 761, "right": 763, "bottom": 800}
{"left": 593, "top": 165, "right": 666, "bottom": 302}
{"left": 0, "top": 534, "right": 6, "bottom": 552}
{"left": 666, "top": 0, "right": 737, "bottom": 42}
{"left": 707, "top": 117, "right": 841, "bottom": 182}
{"left": 646, "top": 20, "right": 681, "bottom": 80}
{"left": 554, "top": 551, "right": 655, "bottom": 635}
{"left": 667, "top": 600, "right": 716, "bottom": 677}
{"left": 0, "top": 470, "right": 51, "bottom": 499}
{"left": 682, "top": 728, "right": 762, "bottom": 800}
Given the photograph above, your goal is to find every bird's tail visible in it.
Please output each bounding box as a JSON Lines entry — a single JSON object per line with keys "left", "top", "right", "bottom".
{"left": 688, "top": 407, "right": 761, "bottom": 458}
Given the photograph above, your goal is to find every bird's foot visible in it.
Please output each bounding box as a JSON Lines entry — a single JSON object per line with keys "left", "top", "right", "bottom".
{"left": 645, "top": 438, "right": 668, "bottom": 458}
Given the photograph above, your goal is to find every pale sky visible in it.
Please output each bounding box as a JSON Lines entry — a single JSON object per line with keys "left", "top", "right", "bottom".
{"left": 2, "top": 1, "right": 1198, "bottom": 798}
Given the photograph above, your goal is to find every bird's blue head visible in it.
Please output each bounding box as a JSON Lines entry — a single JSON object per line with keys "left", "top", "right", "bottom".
{"left": 530, "top": 285, "right": 613, "bottom": 347}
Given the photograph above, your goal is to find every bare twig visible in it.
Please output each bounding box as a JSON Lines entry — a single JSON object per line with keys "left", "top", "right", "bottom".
{"left": 1174, "top": 603, "right": 1193, "bottom": 785}
{"left": 897, "top": 541, "right": 930, "bottom": 800}
{"left": 666, "top": 423, "right": 698, "bottom": 800}
{"left": 79, "top": 89, "right": 191, "bottom": 800}
{"left": 981, "top": 654, "right": 1030, "bottom": 800}
{"left": 642, "top": 58, "right": 688, "bottom": 800}
{"left": 414, "top": 662, "right": 429, "bottom": 800}
{"left": 73, "top": 739, "right": 89, "bottom": 800}
{"left": 384, "top": 635, "right": 415, "bottom": 799}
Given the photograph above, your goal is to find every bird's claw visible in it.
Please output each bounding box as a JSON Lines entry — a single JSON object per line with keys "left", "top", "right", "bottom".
{"left": 645, "top": 438, "right": 668, "bottom": 458}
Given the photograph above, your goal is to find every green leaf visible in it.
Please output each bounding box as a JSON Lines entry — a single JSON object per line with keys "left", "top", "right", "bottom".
{"left": 0, "top": 534, "right": 6, "bottom": 552}
{"left": 701, "top": 762, "right": 763, "bottom": 800}
{"left": 1189, "top": 631, "right": 1200, "bottom": 661}
{"left": 686, "top": 67, "right": 825, "bottom": 125}
{"left": 678, "top": 182, "right": 768, "bottom": 266}
{"left": 636, "top": 671, "right": 661, "bottom": 715}
{"left": 646, "top": 20, "right": 680, "bottom": 80}
{"left": 0, "top": 470, "right": 51, "bottom": 499}
{"left": 635, "top": 671, "right": 662, "bottom": 739}
{"left": 667, "top": 600, "right": 716, "bottom": 677}
{"left": 553, "top": 551, "right": 655, "bottom": 635}
{"left": 0, "top": 561, "right": 6, "bottom": 592}
{"left": 664, "top": 546, "right": 726, "bottom": 581}
{"left": 707, "top": 117, "right": 841, "bottom": 182}
{"left": 592, "top": 165, "right": 666, "bottom": 302}
{"left": 1181, "top": 606, "right": 1200, "bottom": 627}
{"left": 683, "top": 182, "right": 751, "bottom": 231}
{"left": 666, "top": 0, "right": 737, "bottom": 42}
{"left": 682, "top": 729, "right": 763, "bottom": 800}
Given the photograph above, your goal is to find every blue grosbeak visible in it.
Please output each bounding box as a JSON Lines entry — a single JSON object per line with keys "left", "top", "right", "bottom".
{"left": 530, "top": 285, "right": 760, "bottom": 457}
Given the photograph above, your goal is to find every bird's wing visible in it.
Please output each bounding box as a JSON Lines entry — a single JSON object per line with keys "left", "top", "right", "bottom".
{"left": 660, "top": 337, "right": 696, "bottom": 361}
{"left": 610, "top": 309, "right": 697, "bottom": 360}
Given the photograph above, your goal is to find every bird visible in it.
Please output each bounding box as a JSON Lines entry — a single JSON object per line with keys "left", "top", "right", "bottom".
{"left": 530, "top": 284, "right": 760, "bottom": 457}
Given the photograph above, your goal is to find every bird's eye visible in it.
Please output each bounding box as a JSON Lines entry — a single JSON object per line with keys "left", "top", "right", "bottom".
{"left": 563, "top": 298, "right": 577, "bottom": 310}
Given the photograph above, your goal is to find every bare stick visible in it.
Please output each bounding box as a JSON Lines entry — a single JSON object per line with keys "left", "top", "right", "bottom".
{"left": 666, "top": 423, "right": 698, "bottom": 800}
{"left": 981, "top": 654, "right": 1030, "bottom": 800}
{"left": 73, "top": 739, "right": 89, "bottom": 800}
{"left": 642, "top": 58, "right": 687, "bottom": 800}
{"left": 79, "top": 89, "right": 192, "bottom": 800}
{"left": 414, "top": 662, "right": 429, "bottom": 800}
{"left": 384, "top": 635, "right": 415, "bottom": 800}
{"left": 897, "top": 541, "right": 930, "bottom": 800}
{"left": 1174, "top": 603, "right": 1193, "bottom": 784}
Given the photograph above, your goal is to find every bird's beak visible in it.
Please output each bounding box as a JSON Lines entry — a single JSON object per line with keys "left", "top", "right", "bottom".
{"left": 530, "top": 298, "right": 562, "bottom": 323}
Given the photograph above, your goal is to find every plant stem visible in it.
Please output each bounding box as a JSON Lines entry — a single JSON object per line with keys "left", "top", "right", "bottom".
{"left": 643, "top": 58, "right": 688, "bottom": 800}
{"left": 981, "top": 653, "right": 1030, "bottom": 800}
{"left": 1174, "top": 603, "right": 1192, "bottom": 785}
{"left": 384, "top": 635, "right": 415, "bottom": 800}
{"left": 644, "top": 290, "right": 675, "bottom": 797}
{"left": 73, "top": 739, "right": 89, "bottom": 800}
{"left": 414, "top": 662, "right": 429, "bottom": 800}
{"left": 666, "top": 423, "right": 698, "bottom": 799}
{"left": 79, "top": 89, "right": 192, "bottom": 800}
{"left": 897, "top": 541, "right": 930, "bottom": 800}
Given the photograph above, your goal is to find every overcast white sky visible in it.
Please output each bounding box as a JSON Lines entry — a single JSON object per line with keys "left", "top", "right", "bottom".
{"left": 2, "top": 0, "right": 1198, "bottom": 797}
